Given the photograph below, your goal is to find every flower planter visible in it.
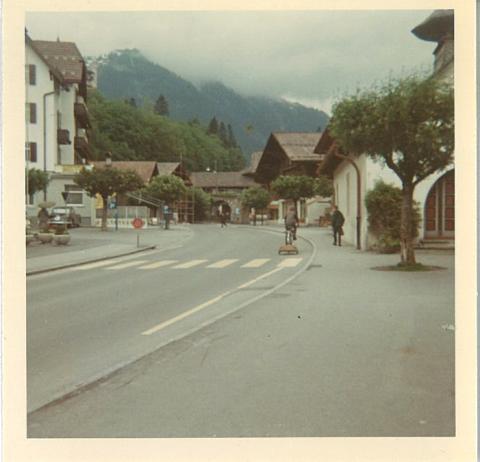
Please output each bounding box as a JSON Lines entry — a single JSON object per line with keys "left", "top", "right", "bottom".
{"left": 26, "top": 234, "right": 35, "bottom": 246}
{"left": 53, "top": 234, "right": 71, "bottom": 245}
{"left": 37, "top": 232, "right": 54, "bottom": 244}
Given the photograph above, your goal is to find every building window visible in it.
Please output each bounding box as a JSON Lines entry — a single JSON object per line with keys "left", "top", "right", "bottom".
{"left": 27, "top": 103, "right": 37, "bottom": 124}
{"left": 29, "top": 65, "right": 36, "bottom": 85}
{"left": 26, "top": 142, "right": 37, "bottom": 162}
{"left": 64, "top": 185, "right": 83, "bottom": 205}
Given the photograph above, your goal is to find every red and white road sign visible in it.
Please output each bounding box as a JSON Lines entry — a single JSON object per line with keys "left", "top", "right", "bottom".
{"left": 132, "top": 217, "right": 144, "bottom": 229}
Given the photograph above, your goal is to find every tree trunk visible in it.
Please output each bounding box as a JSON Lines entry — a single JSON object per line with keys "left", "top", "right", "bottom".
{"left": 399, "top": 182, "right": 416, "bottom": 265}
{"left": 261, "top": 209, "right": 264, "bottom": 225}
{"left": 101, "top": 197, "right": 108, "bottom": 232}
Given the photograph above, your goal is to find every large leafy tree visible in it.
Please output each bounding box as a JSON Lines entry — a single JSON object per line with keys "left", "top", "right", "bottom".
{"left": 314, "top": 175, "right": 333, "bottom": 197}
{"left": 27, "top": 168, "right": 50, "bottom": 201}
{"left": 240, "top": 186, "right": 271, "bottom": 225}
{"left": 330, "top": 75, "right": 454, "bottom": 265}
{"left": 143, "top": 175, "right": 187, "bottom": 207}
{"left": 271, "top": 175, "right": 316, "bottom": 211}
{"left": 74, "top": 167, "right": 144, "bottom": 231}
{"left": 189, "top": 187, "right": 212, "bottom": 222}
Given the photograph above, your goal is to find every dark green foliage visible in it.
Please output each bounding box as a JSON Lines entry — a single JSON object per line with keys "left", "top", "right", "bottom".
{"left": 240, "top": 186, "right": 271, "bottom": 210}
{"left": 27, "top": 168, "right": 50, "bottom": 197}
{"left": 271, "top": 175, "right": 316, "bottom": 203}
{"left": 74, "top": 166, "right": 144, "bottom": 230}
{"left": 154, "top": 95, "right": 169, "bottom": 116}
{"left": 189, "top": 187, "right": 212, "bottom": 221}
{"left": 207, "top": 117, "right": 219, "bottom": 135}
{"left": 74, "top": 166, "right": 144, "bottom": 199}
{"left": 330, "top": 75, "right": 453, "bottom": 264}
{"left": 227, "top": 124, "right": 237, "bottom": 148}
{"left": 218, "top": 122, "right": 228, "bottom": 145}
{"left": 87, "top": 89, "right": 245, "bottom": 172}
{"left": 330, "top": 76, "right": 454, "bottom": 185}
{"left": 365, "top": 181, "right": 420, "bottom": 252}
{"left": 96, "top": 50, "right": 329, "bottom": 156}
{"left": 314, "top": 175, "right": 333, "bottom": 197}
{"left": 143, "top": 175, "right": 187, "bottom": 206}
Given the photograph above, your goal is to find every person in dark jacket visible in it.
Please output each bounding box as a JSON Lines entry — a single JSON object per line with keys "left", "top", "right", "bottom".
{"left": 284, "top": 206, "right": 299, "bottom": 240}
{"left": 331, "top": 205, "right": 345, "bottom": 246}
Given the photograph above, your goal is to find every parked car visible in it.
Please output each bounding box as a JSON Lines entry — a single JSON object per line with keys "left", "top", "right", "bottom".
{"left": 48, "top": 206, "right": 81, "bottom": 228}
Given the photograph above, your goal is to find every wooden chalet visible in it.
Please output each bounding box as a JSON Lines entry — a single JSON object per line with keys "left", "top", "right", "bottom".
{"left": 255, "top": 132, "right": 323, "bottom": 185}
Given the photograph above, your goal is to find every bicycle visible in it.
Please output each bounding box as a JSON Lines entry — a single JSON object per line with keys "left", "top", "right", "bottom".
{"left": 285, "top": 225, "right": 296, "bottom": 245}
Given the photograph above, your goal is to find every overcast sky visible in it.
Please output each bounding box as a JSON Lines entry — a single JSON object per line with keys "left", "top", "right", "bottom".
{"left": 26, "top": 10, "right": 436, "bottom": 114}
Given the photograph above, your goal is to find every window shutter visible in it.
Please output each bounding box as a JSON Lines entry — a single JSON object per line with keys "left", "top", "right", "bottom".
{"left": 29, "top": 65, "right": 36, "bottom": 85}
{"left": 30, "top": 143, "right": 37, "bottom": 162}
{"left": 30, "top": 103, "right": 37, "bottom": 124}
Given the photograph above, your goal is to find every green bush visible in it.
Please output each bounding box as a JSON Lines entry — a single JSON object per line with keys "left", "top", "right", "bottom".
{"left": 365, "top": 181, "right": 420, "bottom": 252}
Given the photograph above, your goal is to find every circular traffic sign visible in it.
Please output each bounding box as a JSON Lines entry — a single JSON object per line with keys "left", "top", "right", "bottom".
{"left": 132, "top": 217, "right": 144, "bottom": 229}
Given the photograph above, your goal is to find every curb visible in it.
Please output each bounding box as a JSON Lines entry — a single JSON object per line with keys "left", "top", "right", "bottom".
{"left": 26, "top": 245, "right": 157, "bottom": 276}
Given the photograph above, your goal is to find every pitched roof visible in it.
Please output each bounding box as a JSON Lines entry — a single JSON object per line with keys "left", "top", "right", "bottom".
{"left": 190, "top": 172, "right": 256, "bottom": 188}
{"left": 92, "top": 161, "right": 158, "bottom": 183}
{"left": 271, "top": 132, "right": 323, "bottom": 162}
{"left": 242, "top": 151, "right": 263, "bottom": 174}
{"left": 156, "top": 162, "right": 181, "bottom": 176}
{"left": 411, "top": 10, "right": 454, "bottom": 42}
{"left": 33, "top": 40, "right": 85, "bottom": 83}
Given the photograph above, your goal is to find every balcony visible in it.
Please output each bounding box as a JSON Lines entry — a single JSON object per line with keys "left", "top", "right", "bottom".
{"left": 74, "top": 135, "right": 91, "bottom": 160}
{"left": 74, "top": 99, "right": 91, "bottom": 129}
{"left": 57, "top": 129, "right": 71, "bottom": 145}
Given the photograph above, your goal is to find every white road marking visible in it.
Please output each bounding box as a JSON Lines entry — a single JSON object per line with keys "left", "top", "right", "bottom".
{"left": 238, "top": 267, "right": 283, "bottom": 289}
{"left": 105, "top": 260, "right": 148, "bottom": 270}
{"left": 277, "top": 258, "right": 303, "bottom": 268}
{"left": 71, "top": 259, "right": 119, "bottom": 270}
{"left": 172, "top": 259, "right": 208, "bottom": 269}
{"left": 206, "top": 259, "right": 238, "bottom": 268}
{"left": 138, "top": 260, "right": 178, "bottom": 269}
{"left": 141, "top": 293, "right": 229, "bottom": 335}
{"left": 241, "top": 258, "right": 270, "bottom": 268}
{"left": 141, "top": 266, "right": 286, "bottom": 336}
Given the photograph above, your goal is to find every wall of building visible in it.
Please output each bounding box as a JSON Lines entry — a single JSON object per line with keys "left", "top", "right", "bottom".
{"left": 57, "top": 86, "right": 77, "bottom": 166}
{"left": 25, "top": 44, "right": 55, "bottom": 173}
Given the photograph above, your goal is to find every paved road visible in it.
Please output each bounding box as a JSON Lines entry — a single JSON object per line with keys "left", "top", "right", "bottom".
{"left": 27, "top": 225, "right": 455, "bottom": 438}
{"left": 27, "top": 224, "right": 313, "bottom": 413}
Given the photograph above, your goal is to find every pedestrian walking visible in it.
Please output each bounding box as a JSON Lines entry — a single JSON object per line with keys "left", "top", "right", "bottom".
{"left": 220, "top": 212, "right": 227, "bottom": 228}
{"left": 331, "top": 205, "right": 345, "bottom": 246}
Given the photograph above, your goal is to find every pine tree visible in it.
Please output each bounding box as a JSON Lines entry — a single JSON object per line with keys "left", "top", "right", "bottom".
{"left": 227, "top": 124, "right": 237, "bottom": 147}
{"left": 125, "top": 97, "right": 137, "bottom": 108}
{"left": 154, "top": 95, "right": 169, "bottom": 116}
{"left": 207, "top": 116, "right": 219, "bottom": 135}
{"left": 218, "top": 122, "right": 228, "bottom": 146}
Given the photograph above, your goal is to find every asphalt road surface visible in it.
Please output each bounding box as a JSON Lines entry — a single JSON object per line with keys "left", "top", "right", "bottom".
{"left": 27, "top": 225, "right": 455, "bottom": 438}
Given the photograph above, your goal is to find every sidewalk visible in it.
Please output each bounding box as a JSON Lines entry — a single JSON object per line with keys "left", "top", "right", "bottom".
{"left": 26, "top": 224, "right": 194, "bottom": 275}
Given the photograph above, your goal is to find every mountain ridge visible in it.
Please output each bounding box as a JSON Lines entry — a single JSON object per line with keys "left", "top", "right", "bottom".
{"left": 88, "top": 49, "right": 330, "bottom": 158}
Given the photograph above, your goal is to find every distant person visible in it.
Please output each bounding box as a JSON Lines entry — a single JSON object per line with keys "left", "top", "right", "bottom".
{"left": 37, "top": 207, "right": 49, "bottom": 231}
{"left": 220, "top": 212, "right": 227, "bottom": 228}
{"left": 284, "top": 206, "right": 299, "bottom": 240}
{"left": 331, "top": 205, "right": 345, "bottom": 246}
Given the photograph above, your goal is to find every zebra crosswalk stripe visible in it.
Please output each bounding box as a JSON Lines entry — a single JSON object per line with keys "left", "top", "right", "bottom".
{"left": 172, "top": 259, "right": 208, "bottom": 269}
{"left": 277, "top": 258, "right": 303, "bottom": 268}
{"left": 138, "top": 260, "right": 178, "bottom": 269}
{"left": 206, "top": 259, "right": 238, "bottom": 268}
{"left": 241, "top": 258, "right": 270, "bottom": 268}
{"left": 105, "top": 260, "right": 148, "bottom": 270}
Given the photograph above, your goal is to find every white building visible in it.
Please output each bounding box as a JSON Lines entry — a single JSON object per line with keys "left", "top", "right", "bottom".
{"left": 25, "top": 32, "right": 95, "bottom": 224}
{"left": 317, "top": 10, "right": 454, "bottom": 250}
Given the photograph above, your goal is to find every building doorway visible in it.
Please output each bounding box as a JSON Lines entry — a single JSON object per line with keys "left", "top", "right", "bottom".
{"left": 424, "top": 170, "right": 454, "bottom": 239}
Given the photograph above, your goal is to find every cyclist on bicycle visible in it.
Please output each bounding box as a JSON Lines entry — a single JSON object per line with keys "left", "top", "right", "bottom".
{"left": 284, "top": 206, "right": 299, "bottom": 241}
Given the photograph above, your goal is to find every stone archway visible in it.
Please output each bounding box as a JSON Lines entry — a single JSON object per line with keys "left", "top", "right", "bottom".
{"left": 424, "top": 170, "right": 454, "bottom": 239}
